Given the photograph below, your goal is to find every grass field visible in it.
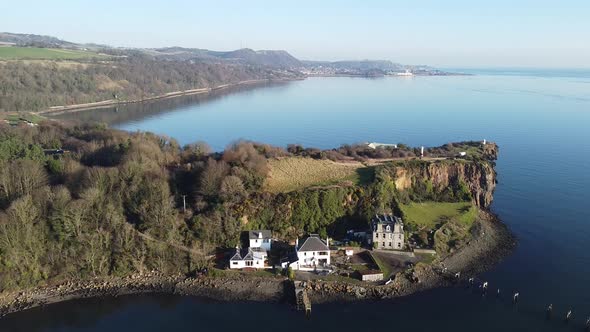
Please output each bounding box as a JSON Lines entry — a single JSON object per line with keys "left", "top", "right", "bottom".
{"left": 400, "top": 201, "right": 477, "bottom": 230}
{"left": 264, "top": 157, "right": 374, "bottom": 193}
{"left": 0, "top": 47, "right": 103, "bottom": 60}
{"left": 369, "top": 251, "right": 394, "bottom": 278}
{"left": 1, "top": 112, "right": 46, "bottom": 125}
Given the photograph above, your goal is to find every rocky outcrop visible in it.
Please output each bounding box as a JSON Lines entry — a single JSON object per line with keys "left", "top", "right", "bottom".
{"left": 392, "top": 159, "right": 497, "bottom": 208}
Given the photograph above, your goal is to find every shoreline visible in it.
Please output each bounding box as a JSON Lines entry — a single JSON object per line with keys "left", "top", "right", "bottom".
{"left": 0, "top": 210, "right": 515, "bottom": 317}
{"left": 36, "top": 78, "right": 301, "bottom": 116}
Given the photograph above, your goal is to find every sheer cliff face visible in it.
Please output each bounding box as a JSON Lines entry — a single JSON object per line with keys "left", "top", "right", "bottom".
{"left": 393, "top": 161, "right": 496, "bottom": 208}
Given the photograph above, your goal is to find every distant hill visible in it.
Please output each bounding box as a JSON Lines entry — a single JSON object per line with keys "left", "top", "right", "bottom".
{"left": 150, "top": 47, "right": 302, "bottom": 68}
{"left": 0, "top": 32, "right": 447, "bottom": 75}
{"left": 0, "top": 32, "right": 77, "bottom": 48}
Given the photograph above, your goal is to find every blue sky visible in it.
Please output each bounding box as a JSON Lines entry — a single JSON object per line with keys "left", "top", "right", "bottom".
{"left": 2, "top": 0, "right": 589, "bottom": 68}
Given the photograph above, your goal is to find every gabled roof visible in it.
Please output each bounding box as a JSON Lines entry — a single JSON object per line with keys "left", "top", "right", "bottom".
{"left": 230, "top": 247, "right": 266, "bottom": 261}
{"left": 372, "top": 214, "right": 403, "bottom": 225}
{"left": 298, "top": 235, "right": 329, "bottom": 252}
{"left": 230, "top": 251, "right": 242, "bottom": 261}
{"left": 248, "top": 230, "right": 272, "bottom": 240}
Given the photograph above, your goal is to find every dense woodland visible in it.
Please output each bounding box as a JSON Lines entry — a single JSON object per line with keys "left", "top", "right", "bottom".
{"left": 0, "top": 122, "right": 484, "bottom": 291}
{"left": 0, "top": 54, "right": 299, "bottom": 112}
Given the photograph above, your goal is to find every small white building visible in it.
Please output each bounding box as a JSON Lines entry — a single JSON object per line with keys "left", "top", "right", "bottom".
{"left": 249, "top": 230, "right": 272, "bottom": 251}
{"left": 289, "top": 235, "right": 331, "bottom": 271}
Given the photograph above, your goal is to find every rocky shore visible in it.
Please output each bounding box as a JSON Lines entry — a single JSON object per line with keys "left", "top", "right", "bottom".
{"left": 0, "top": 211, "right": 515, "bottom": 317}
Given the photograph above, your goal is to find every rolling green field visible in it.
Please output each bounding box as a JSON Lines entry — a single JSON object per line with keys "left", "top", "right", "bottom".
{"left": 400, "top": 201, "right": 477, "bottom": 230}
{"left": 0, "top": 47, "right": 103, "bottom": 60}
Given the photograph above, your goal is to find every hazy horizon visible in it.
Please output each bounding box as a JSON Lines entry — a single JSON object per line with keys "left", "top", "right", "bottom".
{"left": 2, "top": 0, "right": 589, "bottom": 68}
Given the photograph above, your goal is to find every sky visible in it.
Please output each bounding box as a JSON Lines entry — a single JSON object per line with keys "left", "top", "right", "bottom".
{"left": 2, "top": 0, "right": 589, "bottom": 68}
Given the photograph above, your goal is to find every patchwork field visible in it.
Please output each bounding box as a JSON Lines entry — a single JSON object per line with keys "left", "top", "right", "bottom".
{"left": 400, "top": 201, "right": 477, "bottom": 230}
{"left": 0, "top": 47, "right": 103, "bottom": 60}
{"left": 264, "top": 157, "right": 374, "bottom": 193}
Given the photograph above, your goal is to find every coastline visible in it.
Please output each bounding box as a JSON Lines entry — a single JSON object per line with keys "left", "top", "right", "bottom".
{"left": 0, "top": 210, "right": 515, "bottom": 317}
{"left": 36, "top": 78, "right": 301, "bottom": 116}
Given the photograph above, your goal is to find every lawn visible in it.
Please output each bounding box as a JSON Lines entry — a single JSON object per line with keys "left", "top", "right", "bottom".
{"left": 264, "top": 157, "right": 374, "bottom": 193}
{"left": 0, "top": 47, "right": 104, "bottom": 60}
{"left": 400, "top": 201, "right": 477, "bottom": 230}
{"left": 369, "top": 251, "right": 394, "bottom": 278}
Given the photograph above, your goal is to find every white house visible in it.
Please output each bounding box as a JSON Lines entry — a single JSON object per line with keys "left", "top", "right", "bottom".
{"left": 230, "top": 230, "right": 272, "bottom": 269}
{"left": 249, "top": 230, "right": 272, "bottom": 251}
{"left": 229, "top": 247, "right": 267, "bottom": 269}
{"left": 289, "top": 235, "right": 331, "bottom": 271}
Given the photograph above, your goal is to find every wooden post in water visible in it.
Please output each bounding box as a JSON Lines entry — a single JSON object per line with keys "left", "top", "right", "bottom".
{"left": 565, "top": 309, "right": 572, "bottom": 323}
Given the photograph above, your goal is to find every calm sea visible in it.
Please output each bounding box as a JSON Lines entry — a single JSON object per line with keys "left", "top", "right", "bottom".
{"left": 5, "top": 69, "right": 590, "bottom": 331}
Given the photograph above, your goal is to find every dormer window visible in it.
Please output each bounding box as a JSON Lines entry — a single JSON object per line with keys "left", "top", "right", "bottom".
{"left": 386, "top": 225, "right": 391, "bottom": 232}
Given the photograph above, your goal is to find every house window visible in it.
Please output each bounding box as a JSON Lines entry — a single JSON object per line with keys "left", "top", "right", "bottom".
{"left": 232, "top": 262, "right": 238, "bottom": 265}
{"left": 382, "top": 242, "right": 385, "bottom": 247}
{"left": 389, "top": 242, "right": 392, "bottom": 247}
{"left": 382, "top": 234, "right": 386, "bottom": 239}
{"left": 398, "top": 243, "right": 401, "bottom": 248}
{"left": 398, "top": 234, "right": 402, "bottom": 239}
{"left": 319, "top": 251, "right": 328, "bottom": 256}
{"left": 246, "top": 261, "right": 253, "bottom": 266}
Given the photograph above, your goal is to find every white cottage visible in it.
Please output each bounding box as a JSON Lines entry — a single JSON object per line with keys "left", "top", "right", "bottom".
{"left": 229, "top": 247, "right": 267, "bottom": 269}
{"left": 289, "top": 235, "right": 331, "bottom": 271}
{"left": 229, "top": 230, "right": 272, "bottom": 269}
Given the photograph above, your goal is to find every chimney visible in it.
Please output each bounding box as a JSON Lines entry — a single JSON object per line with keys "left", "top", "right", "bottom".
{"left": 326, "top": 237, "right": 329, "bottom": 248}
{"left": 295, "top": 238, "right": 299, "bottom": 251}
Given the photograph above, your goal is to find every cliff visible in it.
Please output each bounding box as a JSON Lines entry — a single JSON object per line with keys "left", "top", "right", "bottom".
{"left": 391, "top": 159, "right": 496, "bottom": 208}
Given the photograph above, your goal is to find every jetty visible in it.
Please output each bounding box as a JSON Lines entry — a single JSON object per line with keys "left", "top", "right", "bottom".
{"left": 294, "top": 281, "right": 311, "bottom": 315}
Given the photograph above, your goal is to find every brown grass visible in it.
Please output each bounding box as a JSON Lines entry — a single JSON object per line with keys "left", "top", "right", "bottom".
{"left": 263, "top": 157, "right": 368, "bottom": 193}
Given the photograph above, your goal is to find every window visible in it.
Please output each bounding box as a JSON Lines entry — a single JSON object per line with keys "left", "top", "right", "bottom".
{"left": 382, "top": 242, "right": 385, "bottom": 247}
{"left": 386, "top": 225, "right": 391, "bottom": 232}
{"left": 246, "top": 261, "right": 253, "bottom": 266}
{"left": 232, "top": 262, "right": 238, "bottom": 265}
{"left": 389, "top": 242, "right": 392, "bottom": 247}
{"left": 382, "top": 234, "right": 386, "bottom": 239}
{"left": 319, "top": 251, "right": 328, "bottom": 256}
{"left": 398, "top": 243, "right": 401, "bottom": 248}
{"left": 398, "top": 234, "right": 402, "bottom": 239}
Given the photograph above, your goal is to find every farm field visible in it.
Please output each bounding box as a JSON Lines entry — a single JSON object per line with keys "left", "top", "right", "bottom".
{"left": 264, "top": 157, "right": 374, "bottom": 193}
{"left": 0, "top": 47, "right": 103, "bottom": 60}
